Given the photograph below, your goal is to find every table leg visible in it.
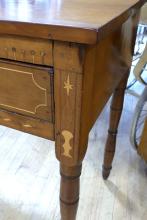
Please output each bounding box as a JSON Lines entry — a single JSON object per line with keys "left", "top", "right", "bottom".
{"left": 102, "top": 9, "right": 140, "bottom": 180}
{"left": 54, "top": 42, "right": 87, "bottom": 220}
{"left": 60, "top": 164, "right": 82, "bottom": 220}
{"left": 102, "top": 73, "right": 129, "bottom": 179}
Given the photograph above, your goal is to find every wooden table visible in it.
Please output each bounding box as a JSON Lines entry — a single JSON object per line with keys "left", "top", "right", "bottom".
{"left": 0, "top": 1, "right": 145, "bottom": 219}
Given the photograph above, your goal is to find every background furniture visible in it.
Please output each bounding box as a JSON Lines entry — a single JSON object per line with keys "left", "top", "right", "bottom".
{"left": 130, "top": 3, "right": 147, "bottom": 162}
{"left": 0, "top": 1, "right": 145, "bottom": 219}
{"left": 139, "top": 116, "right": 147, "bottom": 162}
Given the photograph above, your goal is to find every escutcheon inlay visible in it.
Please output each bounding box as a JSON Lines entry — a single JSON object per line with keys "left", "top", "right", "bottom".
{"left": 62, "top": 130, "right": 73, "bottom": 158}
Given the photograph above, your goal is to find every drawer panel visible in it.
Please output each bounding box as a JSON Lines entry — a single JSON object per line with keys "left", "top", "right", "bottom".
{"left": 0, "top": 36, "right": 53, "bottom": 66}
{"left": 0, "top": 60, "right": 54, "bottom": 122}
{"left": 0, "top": 108, "right": 54, "bottom": 140}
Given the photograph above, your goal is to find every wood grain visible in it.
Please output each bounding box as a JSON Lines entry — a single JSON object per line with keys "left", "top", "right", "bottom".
{"left": 0, "top": 35, "right": 53, "bottom": 66}
{"left": 60, "top": 164, "right": 82, "bottom": 220}
{"left": 54, "top": 42, "right": 83, "bottom": 166}
{"left": 0, "top": 109, "right": 54, "bottom": 140}
{"left": 102, "top": 8, "right": 140, "bottom": 179}
{"left": 78, "top": 9, "right": 141, "bottom": 161}
{"left": 0, "top": 60, "right": 53, "bottom": 122}
{"left": 102, "top": 73, "right": 129, "bottom": 179}
{"left": 0, "top": 0, "right": 145, "bottom": 44}
{"left": 138, "top": 118, "right": 147, "bottom": 162}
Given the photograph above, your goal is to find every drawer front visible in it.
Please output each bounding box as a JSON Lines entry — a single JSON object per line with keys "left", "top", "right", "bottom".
{"left": 0, "top": 60, "right": 54, "bottom": 122}
{"left": 0, "top": 109, "right": 54, "bottom": 140}
{"left": 0, "top": 36, "right": 53, "bottom": 66}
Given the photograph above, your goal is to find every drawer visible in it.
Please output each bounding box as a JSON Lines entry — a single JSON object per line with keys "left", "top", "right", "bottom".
{"left": 0, "top": 60, "right": 54, "bottom": 122}
{"left": 0, "top": 36, "right": 53, "bottom": 66}
{"left": 0, "top": 108, "right": 54, "bottom": 140}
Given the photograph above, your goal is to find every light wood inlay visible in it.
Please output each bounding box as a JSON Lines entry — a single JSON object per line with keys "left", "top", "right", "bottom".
{"left": 23, "top": 124, "right": 33, "bottom": 128}
{"left": 64, "top": 75, "right": 73, "bottom": 96}
{"left": 0, "top": 109, "right": 54, "bottom": 140}
{"left": 0, "top": 36, "right": 53, "bottom": 66}
{"left": 0, "top": 66, "right": 47, "bottom": 114}
{"left": 0, "top": 61, "right": 53, "bottom": 122}
{"left": 62, "top": 130, "right": 73, "bottom": 158}
{"left": 3, "top": 118, "right": 11, "bottom": 122}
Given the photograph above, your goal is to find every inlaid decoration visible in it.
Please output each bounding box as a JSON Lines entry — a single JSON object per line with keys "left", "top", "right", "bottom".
{"left": 23, "top": 124, "right": 32, "bottom": 128}
{"left": 64, "top": 75, "right": 73, "bottom": 96}
{"left": 62, "top": 130, "right": 73, "bottom": 158}
{"left": 3, "top": 118, "right": 11, "bottom": 122}
{"left": 0, "top": 66, "right": 47, "bottom": 114}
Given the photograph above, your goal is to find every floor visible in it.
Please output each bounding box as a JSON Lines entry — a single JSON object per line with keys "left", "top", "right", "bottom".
{"left": 0, "top": 89, "right": 146, "bottom": 220}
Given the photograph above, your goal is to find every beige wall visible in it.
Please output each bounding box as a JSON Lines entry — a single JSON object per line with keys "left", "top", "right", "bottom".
{"left": 140, "top": 3, "right": 147, "bottom": 24}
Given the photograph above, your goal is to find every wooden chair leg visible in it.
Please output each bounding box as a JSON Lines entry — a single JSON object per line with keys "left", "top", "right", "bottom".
{"left": 102, "top": 74, "right": 129, "bottom": 180}
{"left": 60, "top": 163, "right": 82, "bottom": 220}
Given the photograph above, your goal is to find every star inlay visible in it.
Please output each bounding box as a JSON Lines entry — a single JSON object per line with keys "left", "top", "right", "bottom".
{"left": 64, "top": 75, "right": 73, "bottom": 96}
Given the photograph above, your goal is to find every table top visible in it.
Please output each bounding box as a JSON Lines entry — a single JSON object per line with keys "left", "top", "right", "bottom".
{"left": 0, "top": 0, "right": 145, "bottom": 44}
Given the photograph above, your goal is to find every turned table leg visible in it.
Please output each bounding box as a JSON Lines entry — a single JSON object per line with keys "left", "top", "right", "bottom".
{"left": 102, "top": 74, "right": 129, "bottom": 179}
{"left": 60, "top": 164, "right": 82, "bottom": 220}
{"left": 102, "top": 9, "right": 140, "bottom": 179}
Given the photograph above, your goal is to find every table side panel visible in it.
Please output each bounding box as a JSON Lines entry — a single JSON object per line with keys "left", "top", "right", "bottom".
{"left": 79, "top": 9, "right": 140, "bottom": 159}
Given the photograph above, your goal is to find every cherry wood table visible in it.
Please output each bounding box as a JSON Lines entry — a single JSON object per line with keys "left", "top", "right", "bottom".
{"left": 0, "top": 1, "right": 145, "bottom": 219}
